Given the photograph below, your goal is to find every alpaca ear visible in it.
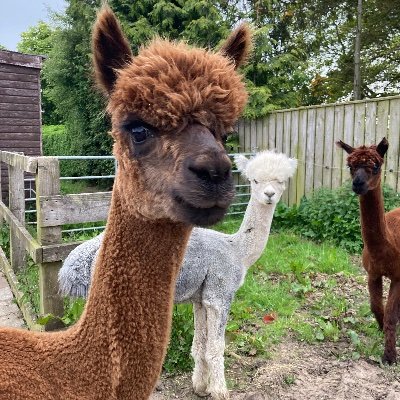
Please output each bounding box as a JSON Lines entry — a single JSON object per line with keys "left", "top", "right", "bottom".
{"left": 233, "top": 154, "right": 249, "bottom": 173}
{"left": 288, "top": 158, "right": 298, "bottom": 178}
{"left": 336, "top": 140, "right": 354, "bottom": 154}
{"left": 376, "top": 137, "right": 389, "bottom": 157}
{"left": 92, "top": 6, "right": 133, "bottom": 95}
{"left": 220, "top": 23, "right": 252, "bottom": 69}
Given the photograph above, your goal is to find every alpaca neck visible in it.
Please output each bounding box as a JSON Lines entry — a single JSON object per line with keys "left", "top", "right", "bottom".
{"left": 76, "top": 178, "right": 191, "bottom": 398}
{"left": 359, "top": 183, "right": 388, "bottom": 251}
{"left": 231, "top": 195, "right": 276, "bottom": 268}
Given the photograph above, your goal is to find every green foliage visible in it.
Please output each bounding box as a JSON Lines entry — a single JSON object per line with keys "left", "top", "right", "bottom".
{"left": 0, "top": 44, "right": 7, "bottom": 50}
{"left": 164, "top": 304, "right": 194, "bottom": 373}
{"left": 272, "top": 183, "right": 400, "bottom": 253}
{"left": 17, "top": 21, "right": 61, "bottom": 124}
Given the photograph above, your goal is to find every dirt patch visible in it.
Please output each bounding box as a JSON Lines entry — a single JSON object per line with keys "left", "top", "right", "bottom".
{"left": 151, "top": 340, "right": 400, "bottom": 400}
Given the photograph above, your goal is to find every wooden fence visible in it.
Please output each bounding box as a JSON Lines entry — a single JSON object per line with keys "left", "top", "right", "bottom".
{"left": 0, "top": 151, "right": 110, "bottom": 330}
{"left": 237, "top": 95, "right": 400, "bottom": 205}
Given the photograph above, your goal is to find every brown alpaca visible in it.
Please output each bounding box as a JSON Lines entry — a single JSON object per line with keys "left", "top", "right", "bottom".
{"left": 337, "top": 137, "right": 400, "bottom": 365}
{"left": 0, "top": 7, "right": 251, "bottom": 399}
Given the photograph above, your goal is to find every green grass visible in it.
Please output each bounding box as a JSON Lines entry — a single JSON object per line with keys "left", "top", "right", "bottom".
{"left": 3, "top": 214, "right": 387, "bottom": 374}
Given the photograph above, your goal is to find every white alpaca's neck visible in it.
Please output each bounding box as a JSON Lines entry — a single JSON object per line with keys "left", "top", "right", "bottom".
{"left": 231, "top": 195, "right": 276, "bottom": 268}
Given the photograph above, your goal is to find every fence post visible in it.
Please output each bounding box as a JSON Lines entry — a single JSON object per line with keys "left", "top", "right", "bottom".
{"left": 8, "top": 158, "right": 26, "bottom": 272}
{"left": 36, "top": 157, "right": 64, "bottom": 330}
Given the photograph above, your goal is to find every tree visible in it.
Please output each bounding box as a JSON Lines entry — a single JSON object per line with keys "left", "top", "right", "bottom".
{"left": 0, "top": 44, "right": 7, "bottom": 50}
{"left": 17, "top": 21, "right": 61, "bottom": 124}
{"left": 44, "top": 0, "right": 231, "bottom": 167}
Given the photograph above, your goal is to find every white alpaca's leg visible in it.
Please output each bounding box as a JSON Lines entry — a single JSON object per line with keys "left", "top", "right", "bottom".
{"left": 204, "top": 304, "right": 229, "bottom": 400}
{"left": 191, "top": 302, "right": 209, "bottom": 397}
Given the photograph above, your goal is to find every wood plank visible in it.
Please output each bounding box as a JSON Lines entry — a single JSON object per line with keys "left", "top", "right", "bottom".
{"left": 0, "top": 125, "right": 40, "bottom": 133}
{"left": 0, "top": 87, "right": 39, "bottom": 98}
{"left": 275, "top": 113, "right": 284, "bottom": 153}
{"left": 353, "top": 102, "right": 366, "bottom": 146}
{"left": 332, "top": 105, "right": 347, "bottom": 189}
{"left": 376, "top": 100, "right": 389, "bottom": 141}
{"left": 0, "top": 132, "right": 40, "bottom": 140}
{"left": 268, "top": 114, "right": 276, "bottom": 150}
{"left": 0, "top": 118, "right": 40, "bottom": 126}
{"left": 0, "top": 95, "right": 39, "bottom": 105}
{"left": 386, "top": 98, "right": 400, "bottom": 190}
{"left": 8, "top": 164, "right": 26, "bottom": 272}
{"left": 262, "top": 116, "right": 269, "bottom": 150}
{"left": 365, "top": 101, "right": 377, "bottom": 145}
{"left": 323, "top": 106, "right": 334, "bottom": 189}
{"left": 250, "top": 119, "right": 257, "bottom": 152}
{"left": 35, "top": 157, "right": 63, "bottom": 329}
{"left": 0, "top": 80, "right": 39, "bottom": 90}
{"left": 313, "top": 107, "right": 325, "bottom": 191}
{"left": 296, "top": 109, "right": 307, "bottom": 203}
{"left": 0, "top": 201, "right": 42, "bottom": 262}
{"left": 244, "top": 119, "right": 251, "bottom": 152}
{"left": 0, "top": 141, "right": 41, "bottom": 149}
{"left": 305, "top": 108, "right": 316, "bottom": 196}
{"left": 376, "top": 100, "right": 390, "bottom": 186}
{"left": 281, "top": 111, "right": 292, "bottom": 204}
{"left": 237, "top": 119, "right": 245, "bottom": 152}
{"left": 0, "top": 63, "right": 40, "bottom": 75}
{"left": 342, "top": 104, "right": 355, "bottom": 185}
{"left": 288, "top": 110, "right": 299, "bottom": 205}
{"left": 39, "top": 192, "right": 111, "bottom": 227}
{"left": 0, "top": 72, "right": 38, "bottom": 82}
{"left": 0, "top": 51, "right": 42, "bottom": 69}
{"left": 0, "top": 151, "right": 38, "bottom": 173}
{"left": 256, "top": 118, "right": 264, "bottom": 151}
{"left": 42, "top": 241, "right": 84, "bottom": 263}
{"left": 0, "top": 110, "right": 39, "bottom": 119}
{"left": 0, "top": 102, "right": 40, "bottom": 112}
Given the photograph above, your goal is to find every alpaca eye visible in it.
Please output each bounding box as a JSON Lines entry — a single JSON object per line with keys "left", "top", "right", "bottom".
{"left": 372, "top": 163, "right": 380, "bottom": 174}
{"left": 130, "top": 126, "right": 151, "bottom": 144}
{"left": 253, "top": 179, "right": 258, "bottom": 184}
{"left": 278, "top": 181, "right": 284, "bottom": 185}
{"left": 221, "top": 134, "right": 228, "bottom": 144}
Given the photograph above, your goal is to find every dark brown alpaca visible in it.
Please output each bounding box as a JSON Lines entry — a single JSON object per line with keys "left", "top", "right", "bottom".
{"left": 337, "top": 137, "right": 400, "bottom": 364}
{"left": 0, "top": 7, "right": 251, "bottom": 399}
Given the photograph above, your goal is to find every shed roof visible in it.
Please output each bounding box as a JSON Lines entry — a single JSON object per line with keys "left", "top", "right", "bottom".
{"left": 0, "top": 50, "right": 43, "bottom": 69}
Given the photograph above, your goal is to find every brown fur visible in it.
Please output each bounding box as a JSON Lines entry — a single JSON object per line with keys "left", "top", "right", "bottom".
{"left": 337, "top": 137, "right": 400, "bottom": 364}
{"left": 0, "top": 6, "right": 251, "bottom": 399}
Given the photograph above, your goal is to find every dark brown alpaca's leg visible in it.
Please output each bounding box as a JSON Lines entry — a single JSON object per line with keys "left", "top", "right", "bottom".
{"left": 368, "top": 275, "right": 384, "bottom": 330}
{"left": 382, "top": 280, "right": 400, "bottom": 364}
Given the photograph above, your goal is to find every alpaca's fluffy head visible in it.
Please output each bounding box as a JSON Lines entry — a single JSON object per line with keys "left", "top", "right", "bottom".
{"left": 92, "top": 7, "right": 252, "bottom": 226}
{"left": 337, "top": 137, "right": 388, "bottom": 196}
{"left": 234, "top": 151, "right": 297, "bottom": 205}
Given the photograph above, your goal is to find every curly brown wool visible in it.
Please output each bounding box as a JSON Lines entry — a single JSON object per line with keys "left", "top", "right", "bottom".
{"left": 0, "top": 6, "right": 251, "bottom": 400}
{"left": 337, "top": 137, "right": 400, "bottom": 365}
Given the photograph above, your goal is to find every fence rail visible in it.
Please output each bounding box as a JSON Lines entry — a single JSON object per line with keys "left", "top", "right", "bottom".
{"left": 0, "top": 151, "right": 250, "bottom": 331}
{"left": 237, "top": 94, "right": 400, "bottom": 205}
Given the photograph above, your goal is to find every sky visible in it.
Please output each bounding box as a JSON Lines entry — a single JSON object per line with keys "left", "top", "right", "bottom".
{"left": 0, "top": 0, "right": 66, "bottom": 51}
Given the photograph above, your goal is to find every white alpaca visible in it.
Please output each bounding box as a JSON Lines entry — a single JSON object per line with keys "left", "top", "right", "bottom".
{"left": 59, "top": 150, "right": 297, "bottom": 400}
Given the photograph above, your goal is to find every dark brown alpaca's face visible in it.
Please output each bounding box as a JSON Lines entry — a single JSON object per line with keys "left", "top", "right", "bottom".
{"left": 92, "top": 7, "right": 251, "bottom": 226}
{"left": 116, "top": 117, "right": 234, "bottom": 226}
{"left": 336, "top": 138, "right": 388, "bottom": 196}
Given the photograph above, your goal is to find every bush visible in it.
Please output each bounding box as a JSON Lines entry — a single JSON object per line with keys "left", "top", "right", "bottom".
{"left": 272, "top": 183, "right": 400, "bottom": 253}
{"left": 42, "top": 124, "right": 115, "bottom": 179}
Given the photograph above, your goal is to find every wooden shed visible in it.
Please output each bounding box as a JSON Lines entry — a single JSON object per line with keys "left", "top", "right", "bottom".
{"left": 0, "top": 50, "right": 43, "bottom": 202}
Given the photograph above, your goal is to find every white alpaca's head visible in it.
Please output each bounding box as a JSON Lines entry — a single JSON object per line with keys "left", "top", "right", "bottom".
{"left": 234, "top": 151, "right": 297, "bottom": 205}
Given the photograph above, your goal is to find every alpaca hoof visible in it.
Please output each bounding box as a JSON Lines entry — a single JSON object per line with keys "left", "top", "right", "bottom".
{"left": 382, "top": 352, "right": 397, "bottom": 365}
{"left": 210, "top": 389, "right": 230, "bottom": 400}
{"left": 193, "top": 387, "right": 210, "bottom": 398}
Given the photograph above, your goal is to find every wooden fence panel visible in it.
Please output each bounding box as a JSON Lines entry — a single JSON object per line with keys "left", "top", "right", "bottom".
{"left": 237, "top": 95, "right": 400, "bottom": 204}
{"left": 387, "top": 98, "right": 400, "bottom": 190}
{"left": 323, "top": 106, "right": 335, "bottom": 189}
{"left": 314, "top": 107, "right": 325, "bottom": 191}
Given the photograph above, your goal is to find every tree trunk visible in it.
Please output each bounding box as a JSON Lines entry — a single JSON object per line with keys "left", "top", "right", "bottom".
{"left": 353, "top": 0, "right": 362, "bottom": 100}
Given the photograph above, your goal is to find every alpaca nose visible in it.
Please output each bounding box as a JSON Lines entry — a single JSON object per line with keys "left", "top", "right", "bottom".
{"left": 188, "top": 159, "right": 231, "bottom": 184}
{"left": 265, "top": 190, "right": 275, "bottom": 198}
